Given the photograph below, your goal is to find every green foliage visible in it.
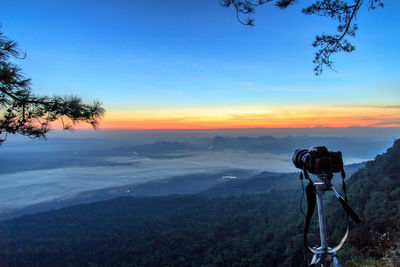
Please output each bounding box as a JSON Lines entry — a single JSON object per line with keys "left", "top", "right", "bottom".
{"left": 0, "top": 189, "right": 306, "bottom": 266}
{"left": 339, "top": 139, "right": 400, "bottom": 263}
{"left": 0, "top": 25, "right": 105, "bottom": 144}
{"left": 0, "top": 140, "right": 399, "bottom": 266}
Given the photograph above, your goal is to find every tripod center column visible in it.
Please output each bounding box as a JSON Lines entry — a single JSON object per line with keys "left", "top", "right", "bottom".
{"left": 315, "top": 183, "right": 329, "bottom": 252}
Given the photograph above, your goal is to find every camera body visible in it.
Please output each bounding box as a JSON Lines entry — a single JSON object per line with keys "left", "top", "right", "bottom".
{"left": 292, "top": 146, "right": 343, "bottom": 175}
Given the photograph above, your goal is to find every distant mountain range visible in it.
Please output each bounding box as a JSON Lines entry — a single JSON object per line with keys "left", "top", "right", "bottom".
{"left": 210, "top": 135, "right": 390, "bottom": 158}
{"left": 102, "top": 135, "right": 391, "bottom": 157}
{"left": 0, "top": 135, "right": 390, "bottom": 175}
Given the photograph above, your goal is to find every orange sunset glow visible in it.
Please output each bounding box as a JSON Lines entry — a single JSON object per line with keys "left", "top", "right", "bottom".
{"left": 85, "top": 105, "right": 400, "bottom": 129}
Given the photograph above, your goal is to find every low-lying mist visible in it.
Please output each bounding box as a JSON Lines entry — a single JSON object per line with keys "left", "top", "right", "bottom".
{"left": 0, "top": 129, "right": 393, "bottom": 215}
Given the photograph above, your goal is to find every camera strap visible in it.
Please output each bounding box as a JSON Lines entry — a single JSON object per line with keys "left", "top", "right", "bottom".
{"left": 303, "top": 170, "right": 316, "bottom": 253}
{"left": 341, "top": 168, "right": 347, "bottom": 201}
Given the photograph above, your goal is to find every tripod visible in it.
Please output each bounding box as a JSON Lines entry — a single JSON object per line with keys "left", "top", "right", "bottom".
{"left": 304, "top": 174, "right": 361, "bottom": 267}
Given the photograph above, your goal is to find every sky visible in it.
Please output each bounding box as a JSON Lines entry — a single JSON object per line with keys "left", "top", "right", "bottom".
{"left": 1, "top": 0, "right": 400, "bottom": 129}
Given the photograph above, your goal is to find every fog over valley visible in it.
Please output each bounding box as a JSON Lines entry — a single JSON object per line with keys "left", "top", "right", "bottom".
{"left": 0, "top": 129, "right": 394, "bottom": 217}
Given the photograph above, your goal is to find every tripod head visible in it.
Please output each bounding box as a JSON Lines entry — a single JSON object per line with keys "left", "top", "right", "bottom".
{"left": 316, "top": 173, "right": 333, "bottom": 184}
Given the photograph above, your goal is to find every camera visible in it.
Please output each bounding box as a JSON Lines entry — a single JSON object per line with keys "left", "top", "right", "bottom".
{"left": 292, "top": 146, "right": 343, "bottom": 175}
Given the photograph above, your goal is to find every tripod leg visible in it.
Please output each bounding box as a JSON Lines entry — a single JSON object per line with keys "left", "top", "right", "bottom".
{"left": 332, "top": 254, "right": 340, "bottom": 267}
{"left": 310, "top": 254, "right": 319, "bottom": 266}
{"left": 309, "top": 253, "right": 332, "bottom": 267}
{"left": 309, "top": 253, "right": 340, "bottom": 267}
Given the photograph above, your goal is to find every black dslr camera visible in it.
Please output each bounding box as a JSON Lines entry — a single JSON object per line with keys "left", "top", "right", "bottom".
{"left": 292, "top": 146, "right": 343, "bottom": 175}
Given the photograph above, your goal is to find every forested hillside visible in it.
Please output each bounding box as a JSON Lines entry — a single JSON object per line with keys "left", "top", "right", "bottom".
{"left": 336, "top": 139, "right": 400, "bottom": 265}
{"left": 0, "top": 140, "right": 399, "bottom": 266}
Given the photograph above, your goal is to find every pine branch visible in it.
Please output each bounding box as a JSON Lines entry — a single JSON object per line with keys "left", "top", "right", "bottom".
{"left": 0, "top": 25, "right": 105, "bottom": 143}
{"left": 220, "top": 0, "right": 384, "bottom": 75}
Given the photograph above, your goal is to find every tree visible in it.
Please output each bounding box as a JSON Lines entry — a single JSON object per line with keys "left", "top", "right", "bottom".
{"left": 220, "top": 0, "right": 384, "bottom": 75}
{"left": 0, "top": 25, "right": 105, "bottom": 145}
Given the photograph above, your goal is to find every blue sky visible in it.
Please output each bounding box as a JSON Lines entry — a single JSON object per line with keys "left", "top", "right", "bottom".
{"left": 1, "top": 0, "right": 400, "bottom": 128}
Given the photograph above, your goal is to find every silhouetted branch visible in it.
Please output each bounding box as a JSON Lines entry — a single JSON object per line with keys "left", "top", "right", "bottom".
{"left": 0, "top": 25, "right": 105, "bottom": 142}
{"left": 220, "top": 0, "right": 384, "bottom": 75}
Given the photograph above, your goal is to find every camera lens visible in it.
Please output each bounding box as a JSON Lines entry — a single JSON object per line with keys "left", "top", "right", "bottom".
{"left": 292, "top": 149, "right": 308, "bottom": 170}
